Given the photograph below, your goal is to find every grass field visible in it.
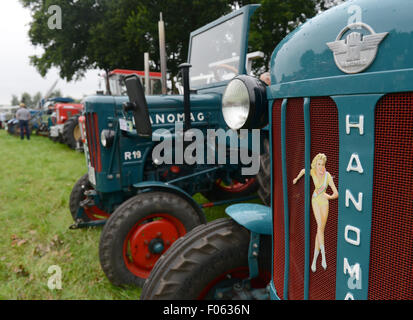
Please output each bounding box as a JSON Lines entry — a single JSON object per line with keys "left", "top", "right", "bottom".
{"left": 0, "top": 129, "right": 253, "bottom": 300}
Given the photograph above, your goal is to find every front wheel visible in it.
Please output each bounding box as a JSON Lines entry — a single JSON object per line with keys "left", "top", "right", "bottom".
{"left": 69, "top": 174, "right": 110, "bottom": 222}
{"left": 99, "top": 191, "right": 205, "bottom": 287}
{"left": 141, "top": 218, "right": 271, "bottom": 300}
{"left": 63, "top": 115, "right": 82, "bottom": 149}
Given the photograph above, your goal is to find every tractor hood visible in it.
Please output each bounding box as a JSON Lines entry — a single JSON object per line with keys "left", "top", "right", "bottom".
{"left": 270, "top": 0, "right": 413, "bottom": 89}
{"left": 83, "top": 92, "right": 225, "bottom": 129}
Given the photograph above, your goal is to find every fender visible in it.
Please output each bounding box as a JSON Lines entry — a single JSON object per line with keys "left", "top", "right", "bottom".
{"left": 132, "top": 181, "right": 207, "bottom": 224}
{"left": 225, "top": 203, "right": 272, "bottom": 235}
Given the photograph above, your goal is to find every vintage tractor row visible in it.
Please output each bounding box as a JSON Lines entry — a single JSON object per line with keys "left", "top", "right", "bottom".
{"left": 140, "top": 0, "right": 413, "bottom": 300}
{"left": 49, "top": 102, "right": 84, "bottom": 150}
{"left": 31, "top": 97, "right": 78, "bottom": 139}
{"left": 47, "top": 71, "right": 162, "bottom": 151}
{"left": 69, "top": 4, "right": 270, "bottom": 288}
{"left": 5, "top": 97, "right": 84, "bottom": 150}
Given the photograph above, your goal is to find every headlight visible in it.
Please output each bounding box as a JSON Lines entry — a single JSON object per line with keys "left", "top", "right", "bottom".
{"left": 222, "top": 75, "right": 268, "bottom": 130}
{"left": 101, "top": 129, "right": 115, "bottom": 148}
{"left": 222, "top": 79, "right": 250, "bottom": 130}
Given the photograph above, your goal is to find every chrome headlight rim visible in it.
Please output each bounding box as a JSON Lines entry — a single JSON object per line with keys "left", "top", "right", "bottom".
{"left": 222, "top": 78, "right": 251, "bottom": 130}
{"left": 222, "top": 74, "right": 268, "bottom": 131}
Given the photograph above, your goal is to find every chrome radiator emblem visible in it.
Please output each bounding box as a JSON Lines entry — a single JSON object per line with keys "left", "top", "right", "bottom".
{"left": 327, "top": 22, "right": 388, "bottom": 74}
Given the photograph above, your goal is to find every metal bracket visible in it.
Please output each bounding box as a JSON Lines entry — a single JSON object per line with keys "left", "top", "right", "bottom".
{"left": 69, "top": 218, "right": 107, "bottom": 230}
{"left": 248, "top": 232, "right": 260, "bottom": 280}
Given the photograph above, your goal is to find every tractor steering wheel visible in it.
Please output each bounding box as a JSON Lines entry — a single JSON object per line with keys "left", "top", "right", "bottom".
{"left": 211, "top": 64, "right": 239, "bottom": 82}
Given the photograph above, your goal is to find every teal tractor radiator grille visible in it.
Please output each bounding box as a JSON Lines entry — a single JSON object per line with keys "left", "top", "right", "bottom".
{"left": 271, "top": 94, "right": 412, "bottom": 300}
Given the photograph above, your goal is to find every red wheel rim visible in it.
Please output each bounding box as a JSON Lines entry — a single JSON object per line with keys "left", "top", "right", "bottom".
{"left": 84, "top": 206, "right": 110, "bottom": 221}
{"left": 80, "top": 182, "right": 110, "bottom": 221}
{"left": 198, "top": 267, "right": 271, "bottom": 300}
{"left": 123, "top": 213, "right": 186, "bottom": 279}
{"left": 215, "top": 178, "right": 256, "bottom": 193}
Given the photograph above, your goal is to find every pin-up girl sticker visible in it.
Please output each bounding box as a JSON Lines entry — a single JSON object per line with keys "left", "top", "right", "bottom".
{"left": 293, "top": 153, "right": 338, "bottom": 272}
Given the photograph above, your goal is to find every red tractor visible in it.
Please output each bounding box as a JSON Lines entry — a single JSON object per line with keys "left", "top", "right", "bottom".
{"left": 49, "top": 102, "right": 84, "bottom": 150}
{"left": 107, "top": 69, "right": 163, "bottom": 96}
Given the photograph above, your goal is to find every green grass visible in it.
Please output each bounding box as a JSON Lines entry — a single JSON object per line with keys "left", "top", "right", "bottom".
{"left": 0, "top": 130, "right": 258, "bottom": 300}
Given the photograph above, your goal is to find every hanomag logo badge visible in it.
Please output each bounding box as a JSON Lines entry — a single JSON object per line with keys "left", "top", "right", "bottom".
{"left": 327, "top": 22, "right": 388, "bottom": 74}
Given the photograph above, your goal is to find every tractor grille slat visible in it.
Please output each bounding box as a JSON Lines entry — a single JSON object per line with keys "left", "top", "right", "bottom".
{"left": 272, "top": 99, "right": 285, "bottom": 299}
{"left": 284, "top": 98, "right": 306, "bottom": 300}
{"left": 308, "top": 97, "right": 339, "bottom": 300}
{"left": 368, "top": 93, "right": 413, "bottom": 300}
{"left": 85, "top": 112, "right": 101, "bottom": 172}
{"left": 85, "top": 113, "right": 96, "bottom": 169}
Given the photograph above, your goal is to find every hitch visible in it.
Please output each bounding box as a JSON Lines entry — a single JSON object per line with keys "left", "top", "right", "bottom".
{"left": 69, "top": 219, "right": 107, "bottom": 230}
{"left": 79, "top": 190, "right": 97, "bottom": 207}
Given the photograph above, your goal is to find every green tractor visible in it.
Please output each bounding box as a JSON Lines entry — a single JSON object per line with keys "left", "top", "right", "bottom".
{"left": 141, "top": 0, "right": 413, "bottom": 300}
{"left": 70, "top": 4, "right": 270, "bottom": 287}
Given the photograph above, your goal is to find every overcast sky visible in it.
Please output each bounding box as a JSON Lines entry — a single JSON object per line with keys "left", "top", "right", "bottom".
{"left": 0, "top": 0, "right": 102, "bottom": 105}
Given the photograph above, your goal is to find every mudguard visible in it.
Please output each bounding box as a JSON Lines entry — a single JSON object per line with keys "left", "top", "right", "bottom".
{"left": 132, "top": 181, "right": 207, "bottom": 224}
{"left": 225, "top": 203, "right": 272, "bottom": 235}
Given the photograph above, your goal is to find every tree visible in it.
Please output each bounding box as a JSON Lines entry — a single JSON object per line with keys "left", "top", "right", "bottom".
{"left": 11, "top": 95, "right": 20, "bottom": 106}
{"left": 21, "top": 92, "right": 33, "bottom": 106}
{"left": 10, "top": 90, "right": 65, "bottom": 108}
{"left": 87, "top": 0, "right": 233, "bottom": 91}
{"left": 238, "top": 0, "right": 327, "bottom": 73}
{"left": 20, "top": 0, "right": 232, "bottom": 92}
{"left": 20, "top": 0, "right": 104, "bottom": 81}
{"left": 21, "top": 0, "right": 330, "bottom": 91}
{"left": 32, "top": 92, "right": 43, "bottom": 107}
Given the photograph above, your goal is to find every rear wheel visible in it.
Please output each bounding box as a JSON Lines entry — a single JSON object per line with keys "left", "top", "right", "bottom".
{"left": 69, "top": 174, "right": 110, "bottom": 222}
{"left": 141, "top": 218, "right": 271, "bottom": 300}
{"left": 63, "top": 115, "right": 82, "bottom": 149}
{"left": 99, "top": 191, "right": 205, "bottom": 287}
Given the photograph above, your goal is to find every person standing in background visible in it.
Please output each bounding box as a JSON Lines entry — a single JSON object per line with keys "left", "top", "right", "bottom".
{"left": 16, "top": 103, "right": 31, "bottom": 140}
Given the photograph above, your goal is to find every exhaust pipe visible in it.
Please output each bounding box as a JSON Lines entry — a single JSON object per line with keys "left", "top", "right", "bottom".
{"left": 144, "top": 52, "right": 150, "bottom": 95}
{"left": 158, "top": 13, "right": 167, "bottom": 94}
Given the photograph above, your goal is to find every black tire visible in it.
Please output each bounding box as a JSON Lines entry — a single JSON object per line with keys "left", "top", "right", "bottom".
{"left": 99, "top": 191, "right": 205, "bottom": 287}
{"left": 36, "top": 123, "right": 49, "bottom": 136}
{"left": 63, "top": 115, "right": 81, "bottom": 149}
{"left": 69, "top": 174, "right": 92, "bottom": 222}
{"left": 69, "top": 174, "right": 110, "bottom": 222}
{"left": 7, "top": 123, "right": 15, "bottom": 135}
{"left": 201, "top": 177, "right": 259, "bottom": 202}
{"left": 141, "top": 218, "right": 271, "bottom": 300}
{"left": 257, "top": 137, "right": 271, "bottom": 206}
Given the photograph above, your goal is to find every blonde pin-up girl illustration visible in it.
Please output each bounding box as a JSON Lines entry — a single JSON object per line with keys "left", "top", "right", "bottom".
{"left": 293, "top": 154, "right": 338, "bottom": 272}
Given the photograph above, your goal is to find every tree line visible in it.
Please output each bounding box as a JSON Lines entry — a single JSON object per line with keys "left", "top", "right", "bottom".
{"left": 11, "top": 90, "right": 63, "bottom": 107}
